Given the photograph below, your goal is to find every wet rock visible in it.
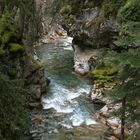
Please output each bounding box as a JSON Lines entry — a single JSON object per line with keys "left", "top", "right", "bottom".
{"left": 30, "top": 85, "right": 41, "bottom": 99}
{"left": 107, "top": 136, "right": 119, "bottom": 140}
{"left": 33, "top": 116, "right": 43, "bottom": 124}
{"left": 28, "top": 102, "right": 42, "bottom": 108}
{"left": 113, "top": 128, "right": 121, "bottom": 138}
{"left": 74, "top": 68, "right": 88, "bottom": 76}
{"left": 40, "top": 25, "right": 67, "bottom": 44}
{"left": 68, "top": 86, "right": 77, "bottom": 92}
{"left": 55, "top": 112, "right": 65, "bottom": 117}
{"left": 106, "top": 118, "right": 120, "bottom": 129}
{"left": 53, "top": 129, "right": 58, "bottom": 133}
{"left": 99, "top": 105, "right": 109, "bottom": 118}
{"left": 73, "top": 45, "right": 98, "bottom": 76}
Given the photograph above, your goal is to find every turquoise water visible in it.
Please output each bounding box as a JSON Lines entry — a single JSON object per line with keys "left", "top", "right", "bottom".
{"left": 37, "top": 37, "right": 105, "bottom": 140}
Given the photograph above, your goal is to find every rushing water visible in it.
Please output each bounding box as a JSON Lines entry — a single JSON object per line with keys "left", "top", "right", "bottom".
{"left": 37, "top": 37, "right": 106, "bottom": 140}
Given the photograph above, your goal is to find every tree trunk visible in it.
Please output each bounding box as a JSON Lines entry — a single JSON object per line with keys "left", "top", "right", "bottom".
{"left": 121, "top": 96, "right": 126, "bottom": 140}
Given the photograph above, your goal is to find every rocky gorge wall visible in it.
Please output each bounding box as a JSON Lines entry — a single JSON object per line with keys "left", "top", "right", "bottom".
{"left": 59, "top": 0, "right": 123, "bottom": 76}
{"left": 0, "top": 0, "right": 51, "bottom": 107}
{"left": 0, "top": 1, "right": 50, "bottom": 139}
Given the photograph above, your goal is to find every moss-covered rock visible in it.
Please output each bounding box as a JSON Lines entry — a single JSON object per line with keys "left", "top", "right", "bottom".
{"left": 92, "top": 67, "right": 118, "bottom": 81}
{"left": 9, "top": 43, "right": 25, "bottom": 53}
{"left": 33, "top": 60, "right": 44, "bottom": 70}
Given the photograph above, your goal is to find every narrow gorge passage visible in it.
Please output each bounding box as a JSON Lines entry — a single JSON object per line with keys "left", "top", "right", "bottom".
{"left": 36, "top": 37, "right": 106, "bottom": 140}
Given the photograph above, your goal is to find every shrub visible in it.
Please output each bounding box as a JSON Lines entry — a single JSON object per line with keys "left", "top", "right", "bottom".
{"left": 9, "top": 43, "right": 25, "bottom": 53}
{"left": 60, "top": 5, "right": 72, "bottom": 15}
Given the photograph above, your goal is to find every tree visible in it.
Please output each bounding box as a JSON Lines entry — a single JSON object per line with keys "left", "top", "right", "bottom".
{"left": 108, "top": 0, "right": 140, "bottom": 139}
{"left": 0, "top": 74, "right": 28, "bottom": 140}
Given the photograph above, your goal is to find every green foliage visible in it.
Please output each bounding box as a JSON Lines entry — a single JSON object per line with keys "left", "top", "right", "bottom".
{"left": 57, "top": 0, "right": 82, "bottom": 16}
{"left": 0, "top": 48, "right": 6, "bottom": 56}
{"left": 0, "top": 12, "right": 11, "bottom": 35}
{"left": 60, "top": 5, "right": 72, "bottom": 15}
{"left": 94, "top": 47, "right": 140, "bottom": 127}
{"left": 1, "top": 31, "right": 15, "bottom": 45}
{"left": 115, "top": 0, "right": 140, "bottom": 48}
{"left": 109, "top": 67, "right": 140, "bottom": 121}
{"left": 0, "top": 74, "right": 29, "bottom": 140}
{"left": 118, "top": 0, "right": 140, "bottom": 22}
{"left": 68, "top": 0, "right": 82, "bottom": 14}
{"left": 114, "top": 21, "right": 140, "bottom": 48}
{"left": 8, "top": 68, "right": 17, "bottom": 77}
{"left": 102, "top": 0, "right": 123, "bottom": 17}
{"left": 0, "top": 12, "right": 17, "bottom": 46}
{"left": 92, "top": 67, "right": 118, "bottom": 81}
{"left": 9, "top": 43, "right": 25, "bottom": 53}
{"left": 33, "top": 60, "right": 44, "bottom": 69}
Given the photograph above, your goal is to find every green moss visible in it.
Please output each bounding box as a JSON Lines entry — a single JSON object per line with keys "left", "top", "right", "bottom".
{"left": 8, "top": 68, "right": 17, "bottom": 77}
{"left": 60, "top": 5, "right": 72, "bottom": 15}
{"left": 33, "top": 60, "right": 44, "bottom": 69}
{"left": 0, "top": 12, "right": 18, "bottom": 47}
{"left": 0, "top": 49, "right": 6, "bottom": 57}
{"left": 9, "top": 43, "right": 25, "bottom": 53}
{"left": 1, "top": 31, "right": 14, "bottom": 44}
{"left": 92, "top": 67, "right": 118, "bottom": 81}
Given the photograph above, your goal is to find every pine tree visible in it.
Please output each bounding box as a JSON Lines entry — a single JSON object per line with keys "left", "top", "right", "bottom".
{"left": 108, "top": 0, "right": 140, "bottom": 139}
{"left": 0, "top": 73, "right": 28, "bottom": 140}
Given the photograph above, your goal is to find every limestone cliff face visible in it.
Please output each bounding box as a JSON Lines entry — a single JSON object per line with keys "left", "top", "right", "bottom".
{"left": 60, "top": 0, "right": 121, "bottom": 49}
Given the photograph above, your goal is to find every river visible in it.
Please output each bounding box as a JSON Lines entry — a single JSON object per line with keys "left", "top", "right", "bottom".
{"left": 36, "top": 37, "right": 106, "bottom": 140}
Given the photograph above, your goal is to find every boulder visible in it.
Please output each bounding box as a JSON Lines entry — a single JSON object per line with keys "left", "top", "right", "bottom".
{"left": 30, "top": 85, "right": 41, "bottom": 99}
{"left": 99, "top": 105, "right": 109, "bottom": 118}
{"left": 107, "top": 136, "right": 119, "bottom": 140}
{"left": 68, "top": 86, "right": 77, "bottom": 93}
{"left": 33, "top": 115, "right": 43, "bottom": 124}
{"left": 106, "top": 118, "right": 120, "bottom": 129}
{"left": 28, "top": 102, "right": 42, "bottom": 108}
